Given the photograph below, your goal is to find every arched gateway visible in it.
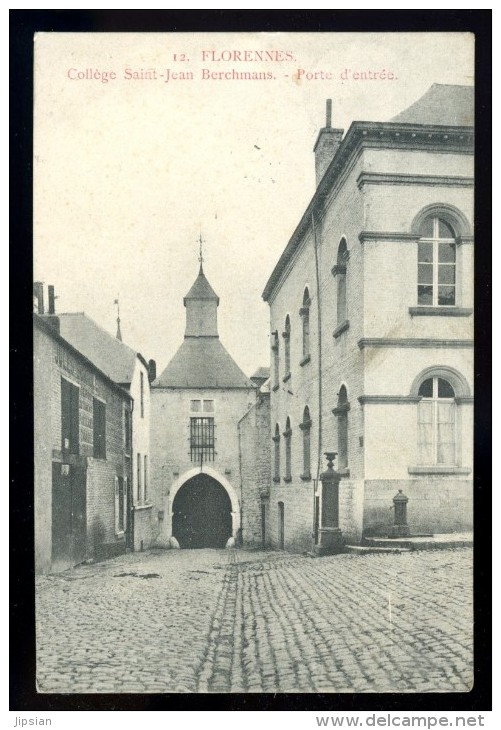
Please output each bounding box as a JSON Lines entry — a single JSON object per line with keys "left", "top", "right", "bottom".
{"left": 170, "top": 467, "right": 240, "bottom": 548}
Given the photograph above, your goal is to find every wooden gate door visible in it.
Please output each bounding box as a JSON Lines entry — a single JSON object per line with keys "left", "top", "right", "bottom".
{"left": 52, "top": 463, "right": 86, "bottom": 568}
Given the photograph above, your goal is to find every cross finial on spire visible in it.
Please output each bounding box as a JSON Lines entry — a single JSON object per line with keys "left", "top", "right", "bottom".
{"left": 114, "top": 297, "right": 122, "bottom": 341}
{"left": 198, "top": 232, "right": 205, "bottom": 272}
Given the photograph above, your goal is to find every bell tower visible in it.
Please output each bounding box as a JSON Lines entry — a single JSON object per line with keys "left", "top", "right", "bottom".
{"left": 183, "top": 237, "right": 220, "bottom": 338}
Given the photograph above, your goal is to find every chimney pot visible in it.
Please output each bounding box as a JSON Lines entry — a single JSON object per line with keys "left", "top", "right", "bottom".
{"left": 48, "top": 285, "right": 55, "bottom": 315}
{"left": 326, "top": 99, "right": 332, "bottom": 128}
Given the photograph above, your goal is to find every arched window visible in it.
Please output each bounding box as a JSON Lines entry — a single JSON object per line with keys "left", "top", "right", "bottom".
{"left": 272, "top": 424, "right": 281, "bottom": 482}
{"left": 300, "top": 288, "right": 311, "bottom": 360}
{"left": 283, "top": 315, "right": 291, "bottom": 377}
{"left": 334, "top": 385, "right": 349, "bottom": 470}
{"left": 418, "top": 216, "right": 456, "bottom": 306}
{"left": 418, "top": 376, "right": 456, "bottom": 465}
{"left": 283, "top": 416, "right": 292, "bottom": 482}
{"left": 336, "top": 239, "right": 348, "bottom": 325}
{"left": 300, "top": 406, "right": 312, "bottom": 480}
{"left": 271, "top": 331, "right": 279, "bottom": 388}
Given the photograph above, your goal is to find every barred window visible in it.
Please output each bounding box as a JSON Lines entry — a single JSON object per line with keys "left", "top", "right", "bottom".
{"left": 190, "top": 417, "right": 215, "bottom": 462}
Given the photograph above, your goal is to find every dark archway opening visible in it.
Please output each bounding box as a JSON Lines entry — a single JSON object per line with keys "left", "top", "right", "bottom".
{"left": 172, "top": 474, "right": 232, "bottom": 548}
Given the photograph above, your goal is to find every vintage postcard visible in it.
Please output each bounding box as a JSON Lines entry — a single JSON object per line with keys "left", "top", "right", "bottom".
{"left": 33, "top": 31, "right": 475, "bottom": 696}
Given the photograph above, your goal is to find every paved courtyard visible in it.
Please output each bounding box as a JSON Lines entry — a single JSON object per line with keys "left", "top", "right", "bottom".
{"left": 36, "top": 547, "right": 473, "bottom": 693}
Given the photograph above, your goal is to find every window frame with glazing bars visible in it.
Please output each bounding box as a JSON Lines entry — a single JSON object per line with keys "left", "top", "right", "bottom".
{"left": 190, "top": 416, "right": 216, "bottom": 462}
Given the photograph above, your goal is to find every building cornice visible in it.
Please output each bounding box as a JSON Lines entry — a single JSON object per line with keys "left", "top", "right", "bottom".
{"left": 359, "top": 231, "right": 420, "bottom": 244}
{"left": 356, "top": 172, "right": 474, "bottom": 190}
{"left": 358, "top": 338, "right": 474, "bottom": 350}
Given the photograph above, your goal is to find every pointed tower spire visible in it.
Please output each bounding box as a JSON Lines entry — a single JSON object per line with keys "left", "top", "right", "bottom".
{"left": 114, "top": 298, "right": 122, "bottom": 341}
{"left": 183, "top": 239, "right": 219, "bottom": 338}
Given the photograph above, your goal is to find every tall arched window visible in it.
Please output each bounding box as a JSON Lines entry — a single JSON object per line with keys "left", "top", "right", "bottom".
{"left": 300, "top": 288, "right": 311, "bottom": 361}
{"left": 271, "top": 331, "right": 279, "bottom": 388}
{"left": 418, "top": 217, "right": 456, "bottom": 306}
{"left": 272, "top": 424, "right": 281, "bottom": 482}
{"left": 418, "top": 376, "right": 456, "bottom": 465}
{"left": 300, "top": 406, "right": 312, "bottom": 480}
{"left": 336, "top": 239, "right": 348, "bottom": 325}
{"left": 283, "top": 416, "right": 292, "bottom": 482}
{"left": 283, "top": 315, "right": 291, "bottom": 377}
{"left": 333, "top": 385, "right": 349, "bottom": 470}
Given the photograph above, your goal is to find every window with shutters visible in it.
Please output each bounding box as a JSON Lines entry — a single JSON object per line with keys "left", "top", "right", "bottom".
{"left": 61, "top": 377, "right": 80, "bottom": 455}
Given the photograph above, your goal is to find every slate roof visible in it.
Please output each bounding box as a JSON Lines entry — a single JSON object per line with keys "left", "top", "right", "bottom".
{"left": 390, "top": 84, "right": 474, "bottom": 127}
{"left": 184, "top": 265, "right": 220, "bottom": 303}
{"left": 58, "top": 312, "right": 138, "bottom": 385}
{"left": 153, "top": 337, "right": 254, "bottom": 389}
{"left": 251, "top": 366, "right": 271, "bottom": 381}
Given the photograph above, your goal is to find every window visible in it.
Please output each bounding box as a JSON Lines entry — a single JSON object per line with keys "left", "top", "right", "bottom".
{"left": 140, "top": 371, "right": 145, "bottom": 418}
{"left": 336, "top": 239, "right": 348, "bottom": 325}
{"left": 144, "top": 455, "right": 148, "bottom": 502}
{"left": 300, "top": 288, "right": 310, "bottom": 361}
{"left": 124, "top": 407, "right": 131, "bottom": 453}
{"left": 190, "top": 417, "right": 215, "bottom": 462}
{"left": 190, "top": 399, "right": 214, "bottom": 412}
{"left": 272, "top": 424, "right": 281, "bottom": 482}
{"left": 283, "top": 315, "right": 291, "bottom": 377}
{"left": 283, "top": 417, "right": 292, "bottom": 482}
{"left": 115, "top": 476, "right": 125, "bottom": 534}
{"left": 418, "top": 217, "right": 456, "bottom": 306}
{"left": 300, "top": 406, "right": 312, "bottom": 479}
{"left": 418, "top": 377, "right": 456, "bottom": 465}
{"left": 271, "top": 331, "right": 279, "bottom": 388}
{"left": 93, "top": 398, "right": 106, "bottom": 459}
{"left": 334, "top": 386, "right": 349, "bottom": 470}
{"left": 61, "top": 377, "right": 79, "bottom": 455}
{"left": 137, "top": 453, "right": 142, "bottom": 502}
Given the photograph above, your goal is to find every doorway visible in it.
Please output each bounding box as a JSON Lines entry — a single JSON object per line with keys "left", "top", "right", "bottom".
{"left": 51, "top": 463, "right": 86, "bottom": 569}
{"left": 278, "top": 501, "right": 285, "bottom": 550}
{"left": 172, "top": 473, "right": 232, "bottom": 548}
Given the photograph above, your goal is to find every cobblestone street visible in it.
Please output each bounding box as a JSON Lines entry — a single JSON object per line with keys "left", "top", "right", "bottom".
{"left": 36, "top": 547, "right": 473, "bottom": 694}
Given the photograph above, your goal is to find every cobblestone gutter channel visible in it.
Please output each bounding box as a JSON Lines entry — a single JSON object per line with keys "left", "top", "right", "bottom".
{"left": 36, "top": 547, "right": 473, "bottom": 694}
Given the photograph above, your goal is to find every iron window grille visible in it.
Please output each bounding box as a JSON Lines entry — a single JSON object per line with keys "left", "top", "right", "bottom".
{"left": 190, "top": 417, "right": 216, "bottom": 462}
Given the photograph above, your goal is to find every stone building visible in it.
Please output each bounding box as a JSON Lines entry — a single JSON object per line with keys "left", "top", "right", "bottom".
{"left": 238, "top": 374, "right": 271, "bottom": 548}
{"left": 57, "top": 311, "right": 156, "bottom": 551}
{"left": 262, "top": 84, "right": 474, "bottom": 552}
{"left": 34, "top": 309, "right": 133, "bottom": 573}
{"left": 150, "top": 262, "right": 257, "bottom": 548}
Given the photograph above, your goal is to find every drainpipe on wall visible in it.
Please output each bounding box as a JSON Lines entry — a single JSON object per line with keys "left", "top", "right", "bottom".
{"left": 237, "top": 398, "right": 256, "bottom": 546}
{"left": 311, "top": 209, "right": 323, "bottom": 551}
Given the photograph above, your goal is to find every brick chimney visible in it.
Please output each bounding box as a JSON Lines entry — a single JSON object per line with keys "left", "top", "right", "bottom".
{"left": 313, "top": 99, "right": 344, "bottom": 186}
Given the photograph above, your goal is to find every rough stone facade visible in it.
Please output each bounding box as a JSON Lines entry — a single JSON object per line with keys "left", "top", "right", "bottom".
{"left": 238, "top": 388, "right": 271, "bottom": 548}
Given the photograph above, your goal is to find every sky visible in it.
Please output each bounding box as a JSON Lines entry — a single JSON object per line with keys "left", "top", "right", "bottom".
{"left": 33, "top": 32, "right": 474, "bottom": 377}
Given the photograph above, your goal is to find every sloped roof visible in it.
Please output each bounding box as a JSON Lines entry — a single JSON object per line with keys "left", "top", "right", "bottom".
{"left": 58, "top": 312, "right": 138, "bottom": 384}
{"left": 251, "top": 366, "right": 270, "bottom": 381}
{"left": 184, "top": 265, "right": 219, "bottom": 303}
{"left": 153, "top": 337, "right": 254, "bottom": 389}
{"left": 390, "top": 84, "right": 474, "bottom": 126}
